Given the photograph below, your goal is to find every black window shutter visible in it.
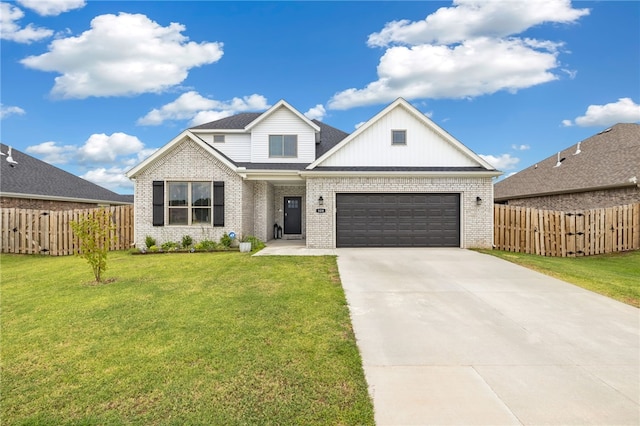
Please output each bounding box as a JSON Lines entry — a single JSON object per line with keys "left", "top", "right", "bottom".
{"left": 213, "top": 181, "right": 224, "bottom": 227}
{"left": 152, "top": 181, "right": 164, "bottom": 226}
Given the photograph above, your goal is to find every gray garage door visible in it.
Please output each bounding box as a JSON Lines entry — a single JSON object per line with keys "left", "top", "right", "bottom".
{"left": 336, "top": 193, "right": 460, "bottom": 247}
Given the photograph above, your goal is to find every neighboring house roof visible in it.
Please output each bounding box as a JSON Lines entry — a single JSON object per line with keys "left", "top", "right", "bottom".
{"left": 0, "top": 143, "right": 132, "bottom": 205}
{"left": 494, "top": 123, "right": 640, "bottom": 201}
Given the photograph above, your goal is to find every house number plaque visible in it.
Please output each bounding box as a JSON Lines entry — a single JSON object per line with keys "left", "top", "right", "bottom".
{"left": 316, "top": 208, "right": 326, "bottom": 213}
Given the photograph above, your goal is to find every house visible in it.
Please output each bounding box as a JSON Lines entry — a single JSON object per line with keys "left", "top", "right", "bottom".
{"left": 0, "top": 143, "right": 132, "bottom": 210}
{"left": 494, "top": 123, "right": 640, "bottom": 210}
{"left": 126, "top": 98, "right": 500, "bottom": 249}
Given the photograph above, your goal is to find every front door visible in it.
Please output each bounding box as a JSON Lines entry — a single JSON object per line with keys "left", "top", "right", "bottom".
{"left": 284, "top": 197, "right": 302, "bottom": 234}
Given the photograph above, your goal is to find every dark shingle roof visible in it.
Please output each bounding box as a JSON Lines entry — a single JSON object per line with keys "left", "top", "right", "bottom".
{"left": 190, "top": 113, "right": 263, "bottom": 130}
{"left": 313, "top": 166, "right": 490, "bottom": 172}
{"left": 189, "top": 113, "right": 350, "bottom": 159}
{"left": 494, "top": 123, "right": 640, "bottom": 201}
{"left": 0, "top": 144, "right": 132, "bottom": 204}
{"left": 312, "top": 119, "right": 350, "bottom": 157}
{"left": 235, "top": 163, "right": 309, "bottom": 170}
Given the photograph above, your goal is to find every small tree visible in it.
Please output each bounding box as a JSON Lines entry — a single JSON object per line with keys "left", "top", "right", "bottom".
{"left": 70, "top": 208, "right": 116, "bottom": 283}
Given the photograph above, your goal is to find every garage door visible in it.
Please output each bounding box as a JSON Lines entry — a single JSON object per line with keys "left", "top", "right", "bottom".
{"left": 336, "top": 193, "right": 460, "bottom": 248}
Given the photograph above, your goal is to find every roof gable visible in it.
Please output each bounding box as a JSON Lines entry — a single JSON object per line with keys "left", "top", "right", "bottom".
{"left": 126, "top": 130, "right": 237, "bottom": 178}
{"left": 494, "top": 123, "right": 640, "bottom": 200}
{"left": 245, "top": 100, "right": 320, "bottom": 132}
{"left": 308, "top": 98, "right": 495, "bottom": 170}
{"left": 0, "top": 144, "right": 131, "bottom": 204}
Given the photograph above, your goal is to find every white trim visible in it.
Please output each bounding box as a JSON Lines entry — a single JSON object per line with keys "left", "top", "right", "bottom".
{"left": 126, "top": 130, "right": 237, "bottom": 178}
{"left": 245, "top": 100, "right": 320, "bottom": 132}
{"left": 299, "top": 170, "right": 502, "bottom": 178}
{"left": 308, "top": 98, "right": 496, "bottom": 171}
{"left": 0, "top": 192, "right": 131, "bottom": 205}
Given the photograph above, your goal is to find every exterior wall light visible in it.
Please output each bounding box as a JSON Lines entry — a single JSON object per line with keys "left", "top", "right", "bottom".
{"left": 318, "top": 196, "right": 324, "bottom": 206}
{"left": 476, "top": 196, "right": 482, "bottom": 205}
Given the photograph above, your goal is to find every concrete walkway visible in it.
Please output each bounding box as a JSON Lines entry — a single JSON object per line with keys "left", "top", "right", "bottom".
{"left": 337, "top": 248, "right": 639, "bottom": 425}
{"left": 256, "top": 242, "right": 639, "bottom": 424}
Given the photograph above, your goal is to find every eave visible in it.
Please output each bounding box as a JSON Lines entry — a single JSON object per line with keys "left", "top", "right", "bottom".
{"left": 299, "top": 170, "right": 502, "bottom": 178}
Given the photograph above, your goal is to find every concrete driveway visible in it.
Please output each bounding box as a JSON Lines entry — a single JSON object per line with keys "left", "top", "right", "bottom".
{"left": 337, "top": 248, "right": 639, "bottom": 425}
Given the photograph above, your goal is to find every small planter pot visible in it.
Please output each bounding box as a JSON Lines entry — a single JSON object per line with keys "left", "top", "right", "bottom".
{"left": 239, "top": 242, "right": 252, "bottom": 253}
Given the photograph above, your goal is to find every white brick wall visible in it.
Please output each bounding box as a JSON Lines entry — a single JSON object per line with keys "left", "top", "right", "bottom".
{"left": 305, "top": 176, "right": 494, "bottom": 249}
{"left": 133, "top": 138, "right": 246, "bottom": 247}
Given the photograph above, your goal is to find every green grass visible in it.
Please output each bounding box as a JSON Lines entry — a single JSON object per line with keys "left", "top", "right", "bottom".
{"left": 1, "top": 252, "right": 374, "bottom": 425}
{"left": 478, "top": 249, "right": 640, "bottom": 307}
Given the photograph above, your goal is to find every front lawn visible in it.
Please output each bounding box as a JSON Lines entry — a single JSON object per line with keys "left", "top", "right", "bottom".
{"left": 1, "top": 252, "right": 374, "bottom": 425}
{"left": 479, "top": 249, "right": 640, "bottom": 307}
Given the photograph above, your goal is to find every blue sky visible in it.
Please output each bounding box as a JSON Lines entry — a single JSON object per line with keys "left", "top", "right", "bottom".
{"left": 1, "top": 0, "right": 639, "bottom": 194}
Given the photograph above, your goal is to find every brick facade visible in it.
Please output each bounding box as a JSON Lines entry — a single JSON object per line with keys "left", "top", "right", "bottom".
{"left": 305, "top": 176, "right": 494, "bottom": 249}
{"left": 503, "top": 186, "right": 640, "bottom": 210}
{"left": 132, "top": 137, "right": 495, "bottom": 249}
{"left": 133, "top": 138, "right": 246, "bottom": 248}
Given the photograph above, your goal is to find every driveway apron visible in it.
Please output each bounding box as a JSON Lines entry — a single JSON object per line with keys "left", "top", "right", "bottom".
{"left": 336, "top": 248, "right": 639, "bottom": 425}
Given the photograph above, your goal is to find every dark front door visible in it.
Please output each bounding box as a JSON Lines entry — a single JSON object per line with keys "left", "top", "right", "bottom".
{"left": 284, "top": 197, "right": 302, "bottom": 234}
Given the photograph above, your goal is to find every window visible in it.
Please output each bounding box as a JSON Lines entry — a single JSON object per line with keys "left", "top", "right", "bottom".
{"left": 392, "top": 130, "right": 407, "bottom": 145}
{"left": 269, "top": 135, "right": 297, "bottom": 157}
{"left": 213, "top": 134, "right": 225, "bottom": 143}
{"left": 167, "top": 182, "right": 212, "bottom": 225}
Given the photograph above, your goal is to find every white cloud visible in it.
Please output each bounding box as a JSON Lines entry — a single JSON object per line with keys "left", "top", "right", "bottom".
{"left": 329, "top": 37, "right": 559, "bottom": 109}
{"left": 0, "top": 3, "right": 53, "bottom": 43}
{"left": 26, "top": 141, "right": 76, "bottom": 164}
{"left": 0, "top": 104, "right": 26, "bottom": 119}
{"left": 79, "top": 132, "right": 145, "bottom": 163}
{"left": 479, "top": 153, "right": 520, "bottom": 170}
{"left": 304, "top": 104, "right": 326, "bottom": 121}
{"left": 138, "top": 92, "right": 270, "bottom": 126}
{"left": 329, "top": 0, "right": 588, "bottom": 110}
{"left": 354, "top": 121, "right": 366, "bottom": 129}
{"left": 564, "top": 98, "right": 640, "bottom": 127}
{"left": 511, "top": 144, "right": 530, "bottom": 151}
{"left": 21, "top": 13, "right": 224, "bottom": 98}
{"left": 81, "top": 167, "right": 133, "bottom": 193}
{"left": 367, "top": 0, "right": 589, "bottom": 47}
{"left": 17, "top": 0, "right": 85, "bottom": 16}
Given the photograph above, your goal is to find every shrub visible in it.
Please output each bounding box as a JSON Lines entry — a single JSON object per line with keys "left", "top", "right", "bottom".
{"left": 220, "top": 233, "right": 232, "bottom": 248}
{"left": 145, "top": 235, "right": 156, "bottom": 249}
{"left": 149, "top": 245, "right": 159, "bottom": 252}
{"left": 181, "top": 235, "right": 193, "bottom": 249}
{"left": 161, "top": 241, "right": 179, "bottom": 251}
{"left": 70, "top": 208, "right": 115, "bottom": 283}
{"left": 194, "top": 239, "right": 218, "bottom": 251}
{"left": 242, "top": 235, "right": 265, "bottom": 251}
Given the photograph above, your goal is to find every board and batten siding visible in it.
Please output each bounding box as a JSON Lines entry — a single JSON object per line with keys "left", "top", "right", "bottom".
{"left": 196, "top": 133, "right": 251, "bottom": 162}
{"left": 250, "top": 107, "right": 317, "bottom": 163}
{"left": 319, "top": 107, "right": 478, "bottom": 167}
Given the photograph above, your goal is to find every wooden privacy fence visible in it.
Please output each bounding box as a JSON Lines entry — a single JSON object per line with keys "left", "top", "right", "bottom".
{"left": 1, "top": 205, "right": 133, "bottom": 256}
{"left": 494, "top": 203, "right": 640, "bottom": 257}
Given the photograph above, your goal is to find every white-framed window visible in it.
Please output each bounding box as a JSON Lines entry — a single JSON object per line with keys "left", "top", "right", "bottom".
{"left": 167, "top": 181, "right": 212, "bottom": 225}
{"left": 392, "top": 130, "right": 407, "bottom": 145}
{"left": 213, "top": 134, "right": 225, "bottom": 143}
{"left": 269, "top": 135, "right": 297, "bottom": 158}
